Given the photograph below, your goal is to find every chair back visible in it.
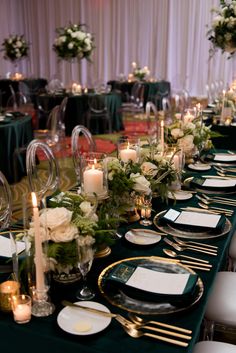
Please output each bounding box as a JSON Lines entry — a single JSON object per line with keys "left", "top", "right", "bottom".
{"left": 0, "top": 171, "right": 12, "bottom": 229}
{"left": 88, "top": 95, "right": 112, "bottom": 134}
{"left": 71, "top": 125, "right": 96, "bottom": 182}
{"left": 145, "top": 101, "right": 158, "bottom": 131}
{"left": 7, "top": 85, "right": 27, "bottom": 110}
{"left": 46, "top": 105, "right": 61, "bottom": 145}
{"left": 26, "top": 139, "right": 60, "bottom": 199}
{"left": 130, "top": 82, "right": 145, "bottom": 108}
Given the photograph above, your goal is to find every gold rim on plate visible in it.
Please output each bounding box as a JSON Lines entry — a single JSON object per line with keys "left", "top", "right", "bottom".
{"left": 98, "top": 256, "right": 204, "bottom": 315}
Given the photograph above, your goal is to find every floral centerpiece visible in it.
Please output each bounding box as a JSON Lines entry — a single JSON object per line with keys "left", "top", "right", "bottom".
{"left": 132, "top": 62, "right": 150, "bottom": 81}
{"left": 1, "top": 34, "right": 29, "bottom": 62}
{"left": 53, "top": 23, "right": 95, "bottom": 61}
{"left": 105, "top": 151, "right": 177, "bottom": 206}
{"left": 21, "top": 191, "right": 116, "bottom": 280}
{"left": 166, "top": 114, "right": 218, "bottom": 163}
{"left": 207, "top": 0, "right": 236, "bottom": 57}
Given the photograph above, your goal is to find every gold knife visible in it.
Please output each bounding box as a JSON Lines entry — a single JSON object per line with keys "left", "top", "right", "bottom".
{"left": 61, "top": 300, "right": 117, "bottom": 318}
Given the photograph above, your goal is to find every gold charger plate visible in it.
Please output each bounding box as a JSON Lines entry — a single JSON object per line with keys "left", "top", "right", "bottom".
{"left": 183, "top": 176, "right": 236, "bottom": 195}
{"left": 200, "top": 153, "right": 236, "bottom": 167}
{"left": 153, "top": 210, "right": 231, "bottom": 240}
{"left": 98, "top": 256, "right": 203, "bottom": 315}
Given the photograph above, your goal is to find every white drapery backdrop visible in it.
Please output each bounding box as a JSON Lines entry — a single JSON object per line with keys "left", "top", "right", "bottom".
{"left": 0, "top": 0, "right": 234, "bottom": 97}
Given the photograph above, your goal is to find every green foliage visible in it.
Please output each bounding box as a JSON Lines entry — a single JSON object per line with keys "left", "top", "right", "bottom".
{"left": 47, "top": 240, "right": 78, "bottom": 267}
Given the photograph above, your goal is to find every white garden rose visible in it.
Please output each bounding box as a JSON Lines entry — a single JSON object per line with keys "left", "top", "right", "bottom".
{"left": 171, "top": 128, "right": 184, "bottom": 140}
{"left": 40, "top": 207, "right": 73, "bottom": 231}
{"left": 141, "top": 162, "right": 158, "bottom": 177}
{"left": 50, "top": 223, "right": 78, "bottom": 243}
{"left": 79, "top": 201, "right": 98, "bottom": 222}
{"left": 130, "top": 173, "right": 151, "bottom": 195}
{"left": 68, "top": 42, "right": 74, "bottom": 49}
{"left": 178, "top": 135, "right": 195, "bottom": 154}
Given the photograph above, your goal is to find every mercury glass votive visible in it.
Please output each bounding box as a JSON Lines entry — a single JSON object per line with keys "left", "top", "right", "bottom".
{"left": 0, "top": 280, "right": 20, "bottom": 312}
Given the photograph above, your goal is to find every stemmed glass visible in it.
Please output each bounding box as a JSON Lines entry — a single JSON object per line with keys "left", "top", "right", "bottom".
{"left": 76, "top": 236, "right": 95, "bottom": 300}
{"left": 139, "top": 193, "right": 152, "bottom": 226}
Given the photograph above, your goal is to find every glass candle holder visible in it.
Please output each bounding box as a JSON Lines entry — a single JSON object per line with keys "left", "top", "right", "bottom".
{"left": 80, "top": 152, "right": 108, "bottom": 200}
{"left": 118, "top": 137, "right": 140, "bottom": 163}
{"left": 11, "top": 294, "right": 31, "bottom": 324}
{"left": 0, "top": 280, "right": 20, "bottom": 312}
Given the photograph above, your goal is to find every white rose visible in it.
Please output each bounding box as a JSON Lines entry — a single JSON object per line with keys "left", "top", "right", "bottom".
{"left": 130, "top": 173, "right": 151, "bottom": 195}
{"left": 178, "top": 135, "right": 194, "bottom": 154}
{"left": 76, "top": 31, "right": 86, "bottom": 41}
{"left": 68, "top": 42, "right": 74, "bottom": 49}
{"left": 80, "top": 201, "right": 94, "bottom": 215}
{"left": 171, "top": 128, "right": 184, "bottom": 139}
{"left": 212, "top": 15, "right": 223, "bottom": 28}
{"left": 141, "top": 162, "right": 158, "bottom": 177}
{"left": 67, "top": 28, "right": 72, "bottom": 34}
{"left": 40, "top": 207, "right": 72, "bottom": 231}
{"left": 16, "top": 52, "right": 21, "bottom": 58}
{"left": 16, "top": 40, "right": 22, "bottom": 48}
{"left": 8, "top": 39, "right": 12, "bottom": 44}
{"left": 50, "top": 223, "right": 78, "bottom": 243}
{"left": 184, "top": 122, "right": 195, "bottom": 131}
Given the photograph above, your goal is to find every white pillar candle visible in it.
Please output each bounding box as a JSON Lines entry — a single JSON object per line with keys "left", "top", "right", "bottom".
{"left": 160, "top": 120, "right": 165, "bottom": 155}
{"left": 173, "top": 154, "right": 180, "bottom": 171}
{"left": 120, "top": 145, "right": 137, "bottom": 162}
{"left": 183, "top": 110, "right": 194, "bottom": 123}
{"left": 31, "top": 192, "right": 45, "bottom": 292}
{"left": 83, "top": 165, "right": 104, "bottom": 194}
{"left": 13, "top": 304, "right": 31, "bottom": 322}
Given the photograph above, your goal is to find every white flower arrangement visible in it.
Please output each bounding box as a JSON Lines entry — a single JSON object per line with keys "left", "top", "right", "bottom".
{"left": 53, "top": 23, "right": 95, "bottom": 61}
{"left": 167, "top": 114, "right": 214, "bottom": 159}
{"left": 132, "top": 62, "right": 150, "bottom": 80}
{"left": 2, "top": 34, "right": 29, "bottom": 62}
{"left": 208, "top": 0, "right": 236, "bottom": 57}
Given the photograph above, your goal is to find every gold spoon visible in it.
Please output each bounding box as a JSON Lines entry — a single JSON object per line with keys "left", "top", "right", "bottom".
{"left": 198, "top": 202, "right": 233, "bottom": 215}
{"left": 163, "top": 248, "right": 211, "bottom": 265}
{"left": 173, "top": 237, "right": 217, "bottom": 254}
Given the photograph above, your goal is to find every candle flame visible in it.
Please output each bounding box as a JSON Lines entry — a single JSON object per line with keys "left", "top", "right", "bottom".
{"left": 127, "top": 142, "right": 130, "bottom": 149}
{"left": 161, "top": 120, "right": 164, "bottom": 127}
{"left": 31, "top": 192, "right": 38, "bottom": 208}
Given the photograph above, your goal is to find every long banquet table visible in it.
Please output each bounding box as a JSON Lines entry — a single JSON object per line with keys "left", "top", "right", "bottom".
{"left": 1, "top": 150, "right": 236, "bottom": 352}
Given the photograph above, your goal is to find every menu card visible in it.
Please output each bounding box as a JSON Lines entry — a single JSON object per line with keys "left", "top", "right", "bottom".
{"left": 0, "top": 235, "right": 25, "bottom": 258}
{"left": 203, "top": 178, "right": 236, "bottom": 188}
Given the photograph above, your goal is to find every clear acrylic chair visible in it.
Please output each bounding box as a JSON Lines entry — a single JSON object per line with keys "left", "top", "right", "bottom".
{"left": 26, "top": 139, "right": 60, "bottom": 200}
{"left": 71, "top": 125, "right": 96, "bottom": 183}
{"left": 193, "top": 341, "right": 236, "bottom": 353}
{"left": 145, "top": 101, "right": 158, "bottom": 133}
{"left": 203, "top": 271, "right": 236, "bottom": 341}
{"left": 7, "top": 84, "right": 28, "bottom": 111}
{"left": 87, "top": 95, "right": 112, "bottom": 134}
{"left": 0, "top": 170, "right": 19, "bottom": 281}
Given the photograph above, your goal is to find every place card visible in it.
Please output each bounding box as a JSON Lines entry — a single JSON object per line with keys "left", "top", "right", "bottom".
{"left": 0, "top": 235, "right": 25, "bottom": 258}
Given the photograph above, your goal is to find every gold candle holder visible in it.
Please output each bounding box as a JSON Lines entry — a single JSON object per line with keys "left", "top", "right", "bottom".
{"left": 0, "top": 280, "right": 20, "bottom": 312}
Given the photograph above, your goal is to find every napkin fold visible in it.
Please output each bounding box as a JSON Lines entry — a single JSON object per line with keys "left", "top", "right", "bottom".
{"left": 190, "top": 177, "right": 236, "bottom": 192}
{"left": 105, "top": 262, "right": 198, "bottom": 305}
{"left": 160, "top": 208, "right": 226, "bottom": 232}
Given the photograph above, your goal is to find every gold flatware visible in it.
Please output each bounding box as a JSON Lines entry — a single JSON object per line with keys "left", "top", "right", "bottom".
{"left": 201, "top": 193, "right": 236, "bottom": 205}
{"left": 163, "top": 249, "right": 211, "bottom": 267}
{"left": 163, "top": 248, "right": 210, "bottom": 264}
{"left": 196, "top": 194, "right": 236, "bottom": 207}
{"left": 173, "top": 238, "right": 218, "bottom": 250}
{"left": 173, "top": 237, "right": 217, "bottom": 254}
{"left": 163, "top": 237, "right": 217, "bottom": 256}
{"left": 198, "top": 202, "right": 233, "bottom": 216}
{"left": 128, "top": 313, "right": 192, "bottom": 334}
{"left": 122, "top": 325, "right": 189, "bottom": 347}
{"left": 180, "top": 206, "right": 222, "bottom": 215}
{"left": 61, "top": 300, "right": 116, "bottom": 318}
{"left": 130, "top": 228, "right": 166, "bottom": 236}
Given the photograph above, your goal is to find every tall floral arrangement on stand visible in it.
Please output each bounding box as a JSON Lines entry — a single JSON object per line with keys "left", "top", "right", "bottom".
{"left": 1, "top": 34, "right": 29, "bottom": 62}
{"left": 207, "top": 0, "right": 236, "bottom": 57}
{"left": 53, "top": 23, "right": 95, "bottom": 61}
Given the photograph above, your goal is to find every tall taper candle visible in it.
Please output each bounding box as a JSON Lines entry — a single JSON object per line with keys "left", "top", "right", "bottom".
{"left": 31, "top": 192, "right": 44, "bottom": 292}
{"left": 161, "top": 120, "right": 165, "bottom": 155}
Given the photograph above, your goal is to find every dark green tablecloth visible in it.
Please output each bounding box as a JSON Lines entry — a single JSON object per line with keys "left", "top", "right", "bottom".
{"left": 0, "top": 152, "right": 235, "bottom": 352}
{"left": 107, "top": 80, "right": 171, "bottom": 109}
{"left": 0, "top": 78, "right": 47, "bottom": 107}
{"left": 0, "top": 114, "right": 34, "bottom": 183}
{"left": 37, "top": 92, "right": 123, "bottom": 135}
{"left": 211, "top": 124, "right": 236, "bottom": 150}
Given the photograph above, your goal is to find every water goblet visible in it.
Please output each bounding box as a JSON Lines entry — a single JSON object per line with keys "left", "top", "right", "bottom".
{"left": 76, "top": 236, "right": 95, "bottom": 300}
{"left": 139, "top": 193, "right": 152, "bottom": 226}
